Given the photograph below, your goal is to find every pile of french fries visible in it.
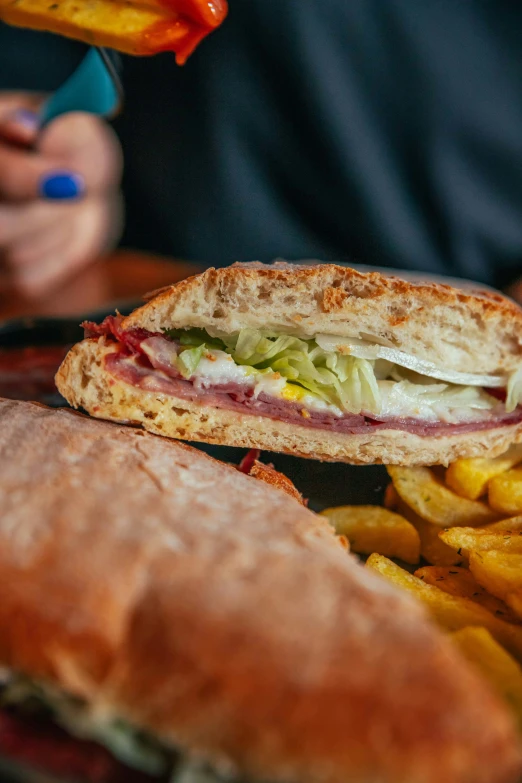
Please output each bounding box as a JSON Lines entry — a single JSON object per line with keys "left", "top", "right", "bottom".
{"left": 322, "top": 444, "right": 522, "bottom": 725}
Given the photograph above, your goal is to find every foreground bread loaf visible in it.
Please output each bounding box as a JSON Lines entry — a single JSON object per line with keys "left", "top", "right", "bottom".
{"left": 0, "top": 398, "right": 520, "bottom": 783}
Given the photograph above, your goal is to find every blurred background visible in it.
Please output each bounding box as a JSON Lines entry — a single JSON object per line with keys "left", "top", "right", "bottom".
{"left": 1, "top": 1, "right": 522, "bottom": 308}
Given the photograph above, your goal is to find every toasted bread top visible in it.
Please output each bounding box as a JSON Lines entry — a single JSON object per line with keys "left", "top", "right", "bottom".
{"left": 123, "top": 262, "right": 522, "bottom": 376}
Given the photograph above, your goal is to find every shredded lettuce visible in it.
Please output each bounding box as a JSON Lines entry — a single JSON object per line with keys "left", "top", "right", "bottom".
{"left": 177, "top": 344, "right": 206, "bottom": 379}
{"left": 162, "top": 327, "right": 516, "bottom": 417}
{"left": 315, "top": 333, "right": 507, "bottom": 388}
{"left": 171, "top": 759, "right": 226, "bottom": 783}
{"left": 507, "top": 366, "right": 522, "bottom": 413}
{"left": 167, "top": 328, "right": 225, "bottom": 351}
{"left": 218, "top": 328, "right": 385, "bottom": 414}
{"left": 388, "top": 367, "right": 497, "bottom": 409}
{"left": 165, "top": 329, "right": 229, "bottom": 381}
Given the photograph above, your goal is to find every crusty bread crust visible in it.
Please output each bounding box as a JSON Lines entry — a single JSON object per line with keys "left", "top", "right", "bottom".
{"left": 56, "top": 340, "right": 522, "bottom": 466}
{"left": 0, "top": 397, "right": 520, "bottom": 783}
{"left": 123, "top": 262, "right": 522, "bottom": 376}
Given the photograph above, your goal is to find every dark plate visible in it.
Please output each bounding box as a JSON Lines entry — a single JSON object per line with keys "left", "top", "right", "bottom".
{"left": 0, "top": 300, "right": 142, "bottom": 347}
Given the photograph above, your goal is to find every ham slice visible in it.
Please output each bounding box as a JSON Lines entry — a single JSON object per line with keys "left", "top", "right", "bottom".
{"left": 105, "top": 352, "right": 522, "bottom": 437}
{"left": 82, "top": 317, "right": 162, "bottom": 354}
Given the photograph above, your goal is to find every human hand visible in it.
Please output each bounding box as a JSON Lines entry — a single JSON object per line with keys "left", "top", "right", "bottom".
{"left": 0, "top": 93, "right": 123, "bottom": 298}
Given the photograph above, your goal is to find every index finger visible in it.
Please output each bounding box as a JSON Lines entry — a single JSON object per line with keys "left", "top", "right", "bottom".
{"left": 0, "top": 113, "right": 122, "bottom": 202}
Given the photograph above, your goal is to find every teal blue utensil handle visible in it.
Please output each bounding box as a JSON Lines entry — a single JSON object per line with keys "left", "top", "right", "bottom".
{"left": 40, "top": 48, "right": 123, "bottom": 128}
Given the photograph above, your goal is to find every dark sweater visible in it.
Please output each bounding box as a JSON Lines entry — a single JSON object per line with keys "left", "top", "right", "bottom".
{"left": 2, "top": 0, "right": 522, "bottom": 286}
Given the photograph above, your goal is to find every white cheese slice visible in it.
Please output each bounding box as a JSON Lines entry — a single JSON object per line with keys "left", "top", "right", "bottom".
{"left": 315, "top": 334, "right": 506, "bottom": 388}
{"left": 374, "top": 381, "right": 499, "bottom": 424}
{"left": 193, "top": 350, "right": 252, "bottom": 388}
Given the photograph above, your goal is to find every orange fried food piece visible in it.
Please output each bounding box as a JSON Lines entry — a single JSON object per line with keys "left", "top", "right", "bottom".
{"left": 0, "top": 0, "right": 228, "bottom": 63}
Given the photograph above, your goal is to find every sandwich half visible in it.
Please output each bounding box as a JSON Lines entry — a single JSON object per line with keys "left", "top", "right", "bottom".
{"left": 0, "top": 397, "right": 520, "bottom": 783}
{"left": 56, "top": 261, "right": 522, "bottom": 466}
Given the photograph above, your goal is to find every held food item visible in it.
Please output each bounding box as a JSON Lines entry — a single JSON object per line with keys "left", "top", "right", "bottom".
{"left": 0, "top": 0, "right": 228, "bottom": 63}
{"left": 56, "top": 262, "right": 522, "bottom": 466}
{"left": 0, "top": 399, "right": 521, "bottom": 783}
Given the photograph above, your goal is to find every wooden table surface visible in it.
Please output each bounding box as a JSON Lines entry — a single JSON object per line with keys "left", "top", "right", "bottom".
{"left": 0, "top": 250, "right": 205, "bottom": 320}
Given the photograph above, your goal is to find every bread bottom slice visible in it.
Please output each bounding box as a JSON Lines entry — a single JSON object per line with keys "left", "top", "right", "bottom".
{"left": 56, "top": 339, "right": 522, "bottom": 466}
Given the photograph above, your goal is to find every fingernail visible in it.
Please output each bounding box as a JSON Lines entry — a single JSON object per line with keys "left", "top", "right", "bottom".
{"left": 9, "top": 108, "right": 40, "bottom": 131}
{"left": 39, "top": 171, "right": 85, "bottom": 201}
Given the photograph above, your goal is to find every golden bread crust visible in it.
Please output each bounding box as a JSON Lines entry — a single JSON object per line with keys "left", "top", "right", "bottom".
{"left": 123, "top": 262, "right": 522, "bottom": 376}
{"left": 0, "top": 398, "right": 520, "bottom": 783}
{"left": 56, "top": 340, "right": 522, "bottom": 466}
{"left": 246, "top": 460, "right": 306, "bottom": 504}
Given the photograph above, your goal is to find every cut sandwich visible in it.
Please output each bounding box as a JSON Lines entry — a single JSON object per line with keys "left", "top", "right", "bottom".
{"left": 57, "top": 262, "right": 522, "bottom": 466}
{"left": 0, "top": 0, "right": 227, "bottom": 63}
{"left": 0, "top": 397, "right": 521, "bottom": 783}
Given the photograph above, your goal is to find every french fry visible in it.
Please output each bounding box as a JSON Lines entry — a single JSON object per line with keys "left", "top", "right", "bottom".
{"left": 366, "top": 554, "right": 522, "bottom": 660}
{"left": 393, "top": 496, "right": 465, "bottom": 566}
{"left": 445, "top": 444, "right": 522, "bottom": 500}
{"left": 321, "top": 506, "right": 420, "bottom": 564}
{"left": 415, "top": 565, "right": 520, "bottom": 624}
{"left": 510, "top": 595, "right": 522, "bottom": 618}
{"left": 487, "top": 517, "right": 522, "bottom": 532}
{"left": 411, "top": 514, "right": 465, "bottom": 566}
{"left": 440, "top": 526, "right": 522, "bottom": 558}
{"left": 386, "top": 466, "right": 498, "bottom": 527}
{"left": 489, "top": 468, "right": 522, "bottom": 516}
{"left": 469, "top": 551, "right": 522, "bottom": 619}
{"left": 452, "top": 627, "right": 522, "bottom": 724}
{"left": 0, "top": 0, "right": 227, "bottom": 62}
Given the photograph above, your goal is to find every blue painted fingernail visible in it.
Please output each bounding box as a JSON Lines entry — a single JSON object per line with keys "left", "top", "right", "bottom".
{"left": 39, "top": 171, "right": 85, "bottom": 201}
{"left": 9, "top": 108, "right": 40, "bottom": 131}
